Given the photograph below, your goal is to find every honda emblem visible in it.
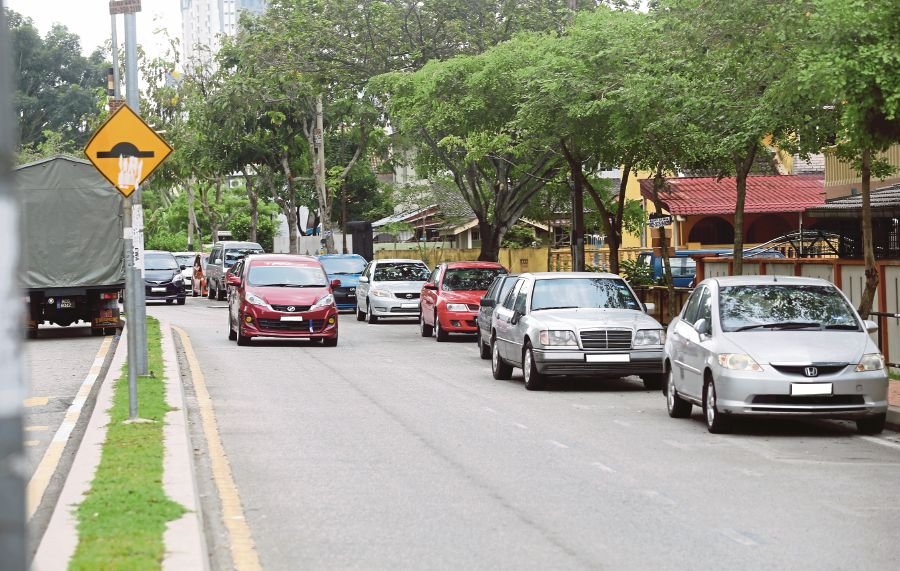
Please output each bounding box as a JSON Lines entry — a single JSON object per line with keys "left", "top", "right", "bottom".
{"left": 804, "top": 367, "right": 818, "bottom": 377}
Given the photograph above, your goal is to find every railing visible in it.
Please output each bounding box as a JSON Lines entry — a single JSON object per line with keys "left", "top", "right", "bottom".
{"left": 632, "top": 286, "right": 694, "bottom": 326}
{"left": 868, "top": 311, "right": 900, "bottom": 369}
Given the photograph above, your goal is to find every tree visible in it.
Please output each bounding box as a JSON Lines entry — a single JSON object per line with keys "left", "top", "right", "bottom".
{"left": 375, "top": 36, "right": 562, "bottom": 261}
{"left": 800, "top": 0, "right": 900, "bottom": 318}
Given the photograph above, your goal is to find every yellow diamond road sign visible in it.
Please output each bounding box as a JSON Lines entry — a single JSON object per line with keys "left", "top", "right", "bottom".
{"left": 84, "top": 104, "right": 173, "bottom": 198}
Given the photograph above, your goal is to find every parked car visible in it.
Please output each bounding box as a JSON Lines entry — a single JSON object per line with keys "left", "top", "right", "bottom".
{"left": 317, "top": 254, "right": 368, "bottom": 311}
{"left": 173, "top": 252, "right": 196, "bottom": 290}
{"left": 476, "top": 274, "right": 520, "bottom": 359}
{"left": 226, "top": 254, "right": 339, "bottom": 346}
{"left": 144, "top": 250, "right": 186, "bottom": 305}
{"left": 191, "top": 252, "right": 209, "bottom": 297}
{"left": 490, "top": 272, "right": 665, "bottom": 390}
{"left": 207, "top": 241, "right": 265, "bottom": 301}
{"left": 664, "top": 275, "right": 889, "bottom": 434}
{"left": 420, "top": 261, "right": 507, "bottom": 341}
{"left": 356, "top": 258, "right": 430, "bottom": 323}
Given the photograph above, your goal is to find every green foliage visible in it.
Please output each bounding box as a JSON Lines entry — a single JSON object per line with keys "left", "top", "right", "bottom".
{"left": 228, "top": 213, "right": 277, "bottom": 252}
{"left": 145, "top": 231, "right": 187, "bottom": 253}
{"left": 16, "top": 129, "right": 78, "bottom": 164}
{"left": 619, "top": 258, "right": 657, "bottom": 286}
{"left": 502, "top": 224, "right": 541, "bottom": 248}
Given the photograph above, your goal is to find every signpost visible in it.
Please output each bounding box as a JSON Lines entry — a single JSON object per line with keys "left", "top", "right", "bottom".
{"left": 647, "top": 213, "right": 674, "bottom": 229}
{"left": 85, "top": 103, "right": 171, "bottom": 419}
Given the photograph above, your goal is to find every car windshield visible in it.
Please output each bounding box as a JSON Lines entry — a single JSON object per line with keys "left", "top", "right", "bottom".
{"left": 174, "top": 255, "right": 193, "bottom": 268}
{"left": 225, "top": 249, "right": 263, "bottom": 268}
{"left": 320, "top": 257, "right": 367, "bottom": 275}
{"left": 442, "top": 267, "right": 506, "bottom": 291}
{"left": 531, "top": 278, "right": 641, "bottom": 311}
{"left": 248, "top": 265, "right": 328, "bottom": 287}
{"left": 373, "top": 263, "right": 429, "bottom": 282}
{"left": 145, "top": 254, "right": 179, "bottom": 271}
{"left": 671, "top": 257, "right": 696, "bottom": 278}
{"left": 719, "top": 284, "right": 860, "bottom": 332}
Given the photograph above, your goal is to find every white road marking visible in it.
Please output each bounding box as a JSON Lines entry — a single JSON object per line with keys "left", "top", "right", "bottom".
{"left": 720, "top": 528, "right": 758, "bottom": 546}
{"left": 513, "top": 423, "right": 528, "bottom": 430}
{"left": 861, "top": 435, "right": 900, "bottom": 452}
{"left": 25, "top": 425, "right": 49, "bottom": 432}
{"left": 548, "top": 440, "right": 570, "bottom": 449}
{"left": 613, "top": 419, "right": 631, "bottom": 427}
{"left": 663, "top": 439, "right": 691, "bottom": 450}
{"left": 591, "top": 462, "right": 615, "bottom": 473}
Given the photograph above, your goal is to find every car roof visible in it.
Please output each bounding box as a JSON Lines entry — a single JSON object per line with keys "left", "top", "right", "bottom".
{"left": 375, "top": 258, "right": 428, "bottom": 264}
{"left": 215, "top": 241, "right": 263, "bottom": 248}
{"left": 520, "top": 271, "right": 623, "bottom": 280}
{"left": 318, "top": 253, "right": 366, "bottom": 259}
{"left": 245, "top": 254, "right": 320, "bottom": 265}
{"left": 709, "top": 275, "right": 831, "bottom": 287}
{"left": 445, "top": 261, "right": 506, "bottom": 269}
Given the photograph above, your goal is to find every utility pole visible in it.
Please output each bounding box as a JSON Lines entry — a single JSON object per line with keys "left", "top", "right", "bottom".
{"left": 314, "top": 95, "right": 334, "bottom": 253}
{"left": 0, "top": 3, "right": 27, "bottom": 568}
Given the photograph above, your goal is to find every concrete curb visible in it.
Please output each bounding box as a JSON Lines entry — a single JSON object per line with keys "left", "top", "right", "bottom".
{"left": 159, "top": 319, "right": 209, "bottom": 571}
{"left": 31, "top": 329, "right": 126, "bottom": 570}
{"left": 886, "top": 406, "right": 900, "bottom": 433}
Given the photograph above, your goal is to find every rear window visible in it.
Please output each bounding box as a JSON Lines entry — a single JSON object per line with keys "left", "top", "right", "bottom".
{"left": 145, "top": 253, "right": 178, "bottom": 271}
{"left": 225, "top": 248, "right": 263, "bottom": 267}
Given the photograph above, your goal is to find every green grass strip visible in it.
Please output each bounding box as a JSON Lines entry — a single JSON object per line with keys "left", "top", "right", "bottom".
{"left": 71, "top": 317, "right": 186, "bottom": 571}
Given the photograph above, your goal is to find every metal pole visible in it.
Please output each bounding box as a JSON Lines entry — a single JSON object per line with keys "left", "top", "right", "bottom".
{"left": 110, "top": 16, "right": 121, "bottom": 99}
{"left": 0, "top": 3, "right": 27, "bottom": 567}
{"left": 124, "top": 12, "right": 148, "bottom": 375}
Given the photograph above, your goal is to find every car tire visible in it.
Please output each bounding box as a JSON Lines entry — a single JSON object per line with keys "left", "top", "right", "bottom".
{"left": 435, "top": 313, "right": 448, "bottom": 342}
{"left": 236, "top": 324, "right": 251, "bottom": 346}
{"left": 356, "top": 303, "right": 365, "bottom": 321}
{"left": 166, "top": 299, "right": 174, "bottom": 304}
{"left": 641, "top": 373, "right": 664, "bottom": 391}
{"left": 703, "top": 378, "right": 730, "bottom": 434}
{"left": 207, "top": 281, "right": 215, "bottom": 299}
{"left": 366, "top": 300, "right": 379, "bottom": 324}
{"left": 322, "top": 336, "right": 338, "bottom": 347}
{"left": 216, "top": 283, "right": 226, "bottom": 301}
{"left": 177, "top": 297, "right": 186, "bottom": 305}
{"left": 491, "top": 338, "right": 513, "bottom": 380}
{"left": 478, "top": 335, "right": 491, "bottom": 360}
{"left": 522, "top": 343, "right": 546, "bottom": 391}
{"left": 228, "top": 320, "right": 237, "bottom": 341}
{"left": 856, "top": 413, "right": 886, "bottom": 435}
{"left": 666, "top": 369, "right": 692, "bottom": 418}
{"left": 419, "top": 312, "right": 433, "bottom": 337}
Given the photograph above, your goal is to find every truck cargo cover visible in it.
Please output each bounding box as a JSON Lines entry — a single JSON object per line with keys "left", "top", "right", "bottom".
{"left": 15, "top": 156, "right": 126, "bottom": 289}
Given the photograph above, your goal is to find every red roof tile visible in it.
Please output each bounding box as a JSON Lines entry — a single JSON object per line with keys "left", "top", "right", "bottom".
{"left": 638, "top": 175, "right": 825, "bottom": 216}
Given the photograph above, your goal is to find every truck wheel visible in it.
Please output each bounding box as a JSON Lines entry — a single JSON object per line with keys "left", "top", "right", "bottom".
{"left": 26, "top": 329, "right": 37, "bottom": 340}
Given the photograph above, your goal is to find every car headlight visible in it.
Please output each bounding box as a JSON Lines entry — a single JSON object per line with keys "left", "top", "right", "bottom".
{"left": 446, "top": 303, "right": 470, "bottom": 312}
{"left": 371, "top": 289, "right": 392, "bottom": 298}
{"left": 245, "top": 292, "right": 268, "bottom": 307}
{"left": 633, "top": 329, "right": 665, "bottom": 346}
{"left": 539, "top": 330, "right": 578, "bottom": 347}
{"left": 856, "top": 353, "right": 885, "bottom": 372}
{"left": 312, "top": 294, "right": 335, "bottom": 309}
{"left": 717, "top": 353, "right": 763, "bottom": 372}
{"left": 173, "top": 275, "right": 183, "bottom": 284}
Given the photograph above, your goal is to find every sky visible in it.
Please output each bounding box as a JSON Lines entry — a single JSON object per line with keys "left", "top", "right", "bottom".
{"left": 5, "top": 0, "right": 183, "bottom": 61}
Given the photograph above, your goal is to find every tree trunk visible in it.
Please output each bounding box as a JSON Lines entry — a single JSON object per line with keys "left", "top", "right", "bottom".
{"left": 242, "top": 169, "right": 259, "bottom": 243}
{"left": 478, "top": 218, "right": 505, "bottom": 262}
{"left": 610, "top": 157, "right": 634, "bottom": 275}
{"left": 281, "top": 152, "right": 299, "bottom": 254}
{"left": 652, "top": 164, "right": 676, "bottom": 320}
{"left": 858, "top": 148, "right": 878, "bottom": 318}
{"left": 732, "top": 146, "right": 758, "bottom": 276}
{"left": 313, "top": 94, "right": 336, "bottom": 254}
{"left": 606, "top": 230, "right": 620, "bottom": 275}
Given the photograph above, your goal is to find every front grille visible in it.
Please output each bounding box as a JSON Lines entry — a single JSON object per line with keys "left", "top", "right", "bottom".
{"left": 771, "top": 364, "right": 847, "bottom": 377}
{"left": 394, "top": 292, "right": 420, "bottom": 300}
{"left": 751, "top": 395, "right": 864, "bottom": 406}
{"left": 258, "top": 319, "right": 325, "bottom": 332}
{"left": 580, "top": 329, "right": 632, "bottom": 350}
{"left": 334, "top": 288, "right": 356, "bottom": 298}
{"left": 271, "top": 305, "right": 311, "bottom": 312}
{"left": 390, "top": 307, "right": 419, "bottom": 313}
{"left": 541, "top": 362, "right": 661, "bottom": 376}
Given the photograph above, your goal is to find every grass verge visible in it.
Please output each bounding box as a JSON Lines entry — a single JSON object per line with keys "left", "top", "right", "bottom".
{"left": 71, "top": 317, "right": 185, "bottom": 570}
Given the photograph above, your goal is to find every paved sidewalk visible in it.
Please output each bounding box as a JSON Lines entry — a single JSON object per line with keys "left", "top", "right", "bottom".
{"left": 888, "top": 381, "right": 900, "bottom": 430}
{"left": 31, "top": 322, "right": 207, "bottom": 570}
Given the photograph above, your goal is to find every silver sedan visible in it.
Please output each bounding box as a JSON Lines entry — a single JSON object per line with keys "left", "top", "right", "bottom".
{"left": 490, "top": 272, "right": 666, "bottom": 390}
{"left": 664, "top": 275, "right": 889, "bottom": 434}
{"left": 356, "top": 259, "right": 430, "bottom": 323}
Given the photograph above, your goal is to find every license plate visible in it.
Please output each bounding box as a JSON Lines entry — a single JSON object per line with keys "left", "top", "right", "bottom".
{"left": 281, "top": 316, "right": 304, "bottom": 322}
{"left": 586, "top": 354, "right": 630, "bottom": 363}
{"left": 151, "top": 287, "right": 167, "bottom": 293}
{"left": 401, "top": 303, "right": 418, "bottom": 309}
{"left": 791, "top": 383, "right": 833, "bottom": 396}
{"left": 58, "top": 298, "right": 74, "bottom": 309}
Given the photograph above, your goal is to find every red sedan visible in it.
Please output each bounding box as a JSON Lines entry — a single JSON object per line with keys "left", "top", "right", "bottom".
{"left": 419, "top": 261, "right": 507, "bottom": 342}
{"left": 227, "top": 254, "right": 340, "bottom": 346}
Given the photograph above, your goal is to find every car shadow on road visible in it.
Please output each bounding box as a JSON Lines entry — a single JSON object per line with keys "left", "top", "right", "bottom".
{"left": 687, "top": 415, "right": 860, "bottom": 438}
{"left": 27, "top": 325, "right": 96, "bottom": 341}
{"left": 493, "top": 375, "right": 650, "bottom": 393}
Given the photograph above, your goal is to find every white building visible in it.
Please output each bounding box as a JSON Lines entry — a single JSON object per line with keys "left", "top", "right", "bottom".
{"left": 181, "top": 0, "right": 268, "bottom": 67}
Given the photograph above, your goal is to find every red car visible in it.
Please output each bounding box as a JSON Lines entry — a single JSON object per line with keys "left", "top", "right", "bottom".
{"left": 419, "top": 261, "right": 507, "bottom": 342}
{"left": 227, "top": 254, "right": 340, "bottom": 346}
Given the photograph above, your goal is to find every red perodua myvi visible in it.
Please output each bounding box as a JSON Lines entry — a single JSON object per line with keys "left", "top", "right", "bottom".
{"left": 227, "top": 254, "right": 340, "bottom": 346}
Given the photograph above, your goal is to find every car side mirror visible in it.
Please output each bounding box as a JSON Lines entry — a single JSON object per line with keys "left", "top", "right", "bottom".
{"left": 424, "top": 283, "right": 437, "bottom": 291}
{"left": 359, "top": 276, "right": 369, "bottom": 283}
{"left": 331, "top": 279, "right": 342, "bottom": 289}
{"left": 180, "top": 264, "right": 187, "bottom": 270}
{"left": 693, "top": 318, "right": 710, "bottom": 336}
{"left": 644, "top": 302, "right": 656, "bottom": 313}
{"left": 226, "top": 274, "right": 241, "bottom": 287}
{"left": 510, "top": 310, "right": 522, "bottom": 324}
{"left": 480, "top": 298, "right": 495, "bottom": 308}
{"left": 864, "top": 319, "right": 879, "bottom": 334}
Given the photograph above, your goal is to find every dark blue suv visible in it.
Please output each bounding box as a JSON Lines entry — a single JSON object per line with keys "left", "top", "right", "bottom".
{"left": 317, "top": 254, "right": 368, "bottom": 311}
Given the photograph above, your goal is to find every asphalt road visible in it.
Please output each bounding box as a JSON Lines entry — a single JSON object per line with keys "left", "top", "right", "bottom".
{"left": 156, "top": 296, "right": 900, "bottom": 570}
